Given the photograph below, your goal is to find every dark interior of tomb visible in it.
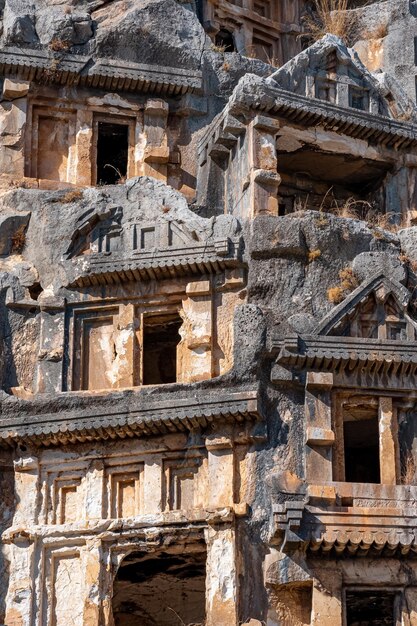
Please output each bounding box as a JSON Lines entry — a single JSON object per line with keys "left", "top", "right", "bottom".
{"left": 215, "top": 28, "right": 236, "bottom": 52}
{"left": 96, "top": 122, "right": 128, "bottom": 185}
{"left": 343, "top": 412, "right": 380, "bottom": 483}
{"left": 142, "top": 314, "right": 182, "bottom": 385}
{"left": 277, "top": 149, "right": 393, "bottom": 214}
{"left": 112, "top": 551, "right": 206, "bottom": 626}
{"left": 345, "top": 590, "right": 397, "bottom": 626}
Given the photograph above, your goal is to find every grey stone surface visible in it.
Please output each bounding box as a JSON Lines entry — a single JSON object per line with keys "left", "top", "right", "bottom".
{"left": 353, "top": 0, "right": 417, "bottom": 103}
{"left": 352, "top": 251, "right": 407, "bottom": 284}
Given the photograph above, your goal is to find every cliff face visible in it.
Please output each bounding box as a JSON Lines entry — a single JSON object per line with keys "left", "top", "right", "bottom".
{"left": 2, "top": 2, "right": 417, "bottom": 626}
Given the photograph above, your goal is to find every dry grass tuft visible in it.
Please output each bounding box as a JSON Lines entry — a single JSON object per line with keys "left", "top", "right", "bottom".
{"left": 327, "top": 265, "right": 359, "bottom": 304}
{"left": 11, "top": 223, "right": 27, "bottom": 254}
{"left": 360, "top": 21, "right": 388, "bottom": 41}
{"left": 245, "top": 45, "right": 280, "bottom": 67}
{"left": 308, "top": 248, "right": 322, "bottom": 262}
{"left": 339, "top": 267, "right": 359, "bottom": 292}
{"left": 327, "top": 285, "right": 344, "bottom": 304}
{"left": 211, "top": 43, "right": 227, "bottom": 54}
{"left": 333, "top": 197, "right": 371, "bottom": 221}
{"left": 59, "top": 190, "right": 83, "bottom": 204}
{"left": 49, "top": 38, "right": 71, "bottom": 52}
{"left": 401, "top": 451, "right": 416, "bottom": 485}
{"left": 303, "top": 0, "right": 356, "bottom": 44}
{"left": 366, "top": 210, "right": 403, "bottom": 234}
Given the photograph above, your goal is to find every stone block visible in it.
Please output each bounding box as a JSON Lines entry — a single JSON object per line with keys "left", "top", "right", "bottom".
{"left": 2, "top": 78, "right": 30, "bottom": 101}
{"left": 306, "top": 372, "right": 334, "bottom": 389}
{"left": 306, "top": 427, "right": 335, "bottom": 446}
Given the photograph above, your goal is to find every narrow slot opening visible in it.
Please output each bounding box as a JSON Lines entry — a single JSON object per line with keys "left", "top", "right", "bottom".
{"left": 96, "top": 122, "right": 128, "bottom": 185}
{"left": 142, "top": 314, "right": 182, "bottom": 385}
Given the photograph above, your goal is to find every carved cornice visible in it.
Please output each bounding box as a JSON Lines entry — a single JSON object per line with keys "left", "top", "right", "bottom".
{"left": 276, "top": 335, "right": 417, "bottom": 376}
{"left": 272, "top": 484, "right": 417, "bottom": 557}
{"left": 67, "top": 236, "right": 243, "bottom": 287}
{"left": 0, "top": 46, "right": 202, "bottom": 95}
{"left": 0, "top": 387, "right": 262, "bottom": 446}
{"left": 198, "top": 77, "right": 417, "bottom": 162}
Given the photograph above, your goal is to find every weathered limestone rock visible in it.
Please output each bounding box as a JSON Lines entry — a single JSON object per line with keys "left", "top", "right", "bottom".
{"left": 3, "top": 2, "right": 417, "bottom": 626}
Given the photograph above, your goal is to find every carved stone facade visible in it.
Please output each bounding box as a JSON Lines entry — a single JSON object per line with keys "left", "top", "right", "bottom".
{"left": 3, "top": 2, "right": 417, "bottom": 626}
{"left": 201, "top": 0, "right": 306, "bottom": 65}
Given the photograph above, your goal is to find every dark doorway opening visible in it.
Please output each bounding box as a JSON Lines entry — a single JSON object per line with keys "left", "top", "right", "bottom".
{"left": 143, "top": 314, "right": 182, "bottom": 385}
{"left": 215, "top": 29, "right": 236, "bottom": 52}
{"left": 344, "top": 412, "right": 380, "bottom": 483}
{"left": 96, "top": 122, "right": 128, "bottom": 185}
{"left": 345, "top": 589, "right": 398, "bottom": 626}
{"left": 112, "top": 550, "right": 206, "bottom": 626}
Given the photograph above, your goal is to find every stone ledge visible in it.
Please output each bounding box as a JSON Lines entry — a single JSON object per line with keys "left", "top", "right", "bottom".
{"left": 2, "top": 506, "right": 239, "bottom": 544}
{"left": 0, "top": 387, "right": 262, "bottom": 446}
{"left": 0, "top": 46, "right": 203, "bottom": 95}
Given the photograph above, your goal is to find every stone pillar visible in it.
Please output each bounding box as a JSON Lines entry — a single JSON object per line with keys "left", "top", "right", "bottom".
{"left": 248, "top": 115, "right": 280, "bottom": 217}
{"left": 305, "top": 373, "right": 334, "bottom": 484}
{"left": 83, "top": 540, "right": 103, "bottom": 625}
{"left": 404, "top": 587, "right": 417, "bottom": 625}
{"left": 4, "top": 450, "right": 36, "bottom": 625}
{"left": 35, "top": 297, "right": 65, "bottom": 393}
{"left": 74, "top": 109, "right": 93, "bottom": 186}
{"left": 379, "top": 396, "right": 398, "bottom": 485}
{"left": 13, "top": 451, "right": 39, "bottom": 526}
{"left": 205, "top": 523, "right": 239, "bottom": 626}
{"left": 143, "top": 99, "right": 169, "bottom": 182}
{"left": 142, "top": 457, "right": 163, "bottom": 514}
{"left": 114, "top": 303, "right": 136, "bottom": 388}
{"left": 311, "top": 577, "right": 342, "bottom": 626}
{"left": 4, "top": 539, "right": 34, "bottom": 626}
{"left": 0, "top": 79, "right": 30, "bottom": 180}
{"left": 178, "top": 279, "right": 212, "bottom": 383}
{"left": 85, "top": 460, "right": 105, "bottom": 520}
{"left": 206, "top": 434, "right": 234, "bottom": 508}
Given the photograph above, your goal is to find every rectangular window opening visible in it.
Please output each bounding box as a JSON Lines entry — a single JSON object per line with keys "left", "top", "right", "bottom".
{"left": 345, "top": 589, "right": 399, "bottom": 626}
{"left": 253, "top": 1, "right": 271, "bottom": 19}
{"left": 96, "top": 122, "right": 129, "bottom": 185}
{"left": 343, "top": 404, "right": 380, "bottom": 483}
{"left": 349, "top": 87, "right": 368, "bottom": 111}
{"left": 252, "top": 33, "right": 273, "bottom": 64}
{"left": 143, "top": 314, "right": 182, "bottom": 385}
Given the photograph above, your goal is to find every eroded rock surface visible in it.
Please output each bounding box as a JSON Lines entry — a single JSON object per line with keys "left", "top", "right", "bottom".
{"left": 2, "top": 2, "right": 417, "bottom": 626}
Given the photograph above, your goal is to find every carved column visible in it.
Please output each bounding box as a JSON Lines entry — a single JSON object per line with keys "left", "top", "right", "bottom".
{"left": 311, "top": 576, "right": 342, "bottom": 626}
{"left": 114, "top": 303, "right": 136, "bottom": 389}
{"left": 74, "top": 109, "right": 93, "bottom": 185}
{"left": 305, "top": 372, "right": 334, "bottom": 484}
{"left": 35, "top": 297, "right": 65, "bottom": 394}
{"left": 178, "top": 279, "right": 213, "bottom": 383}
{"left": 379, "top": 396, "right": 399, "bottom": 485}
{"left": 3, "top": 451, "right": 38, "bottom": 626}
{"left": 142, "top": 456, "right": 163, "bottom": 514}
{"left": 205, "top": 522, "right": 239, "bottom": 626}
{"left": 143, "top": 99, "right": 169, "bottom": 182}
{"left": 0, "top": 78, "right": 30, "bottom": 180}
{"left": 248, "top": 115, "right": 281, "bottom": 217}
{"left": 206, "top": 433, "right": 234, "bottom": 508}
{"left": 83, "top": 540, "right": 103, "bottom": 625}
{"left": 85, "top": 460, "right": 105, "bottom": 520}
